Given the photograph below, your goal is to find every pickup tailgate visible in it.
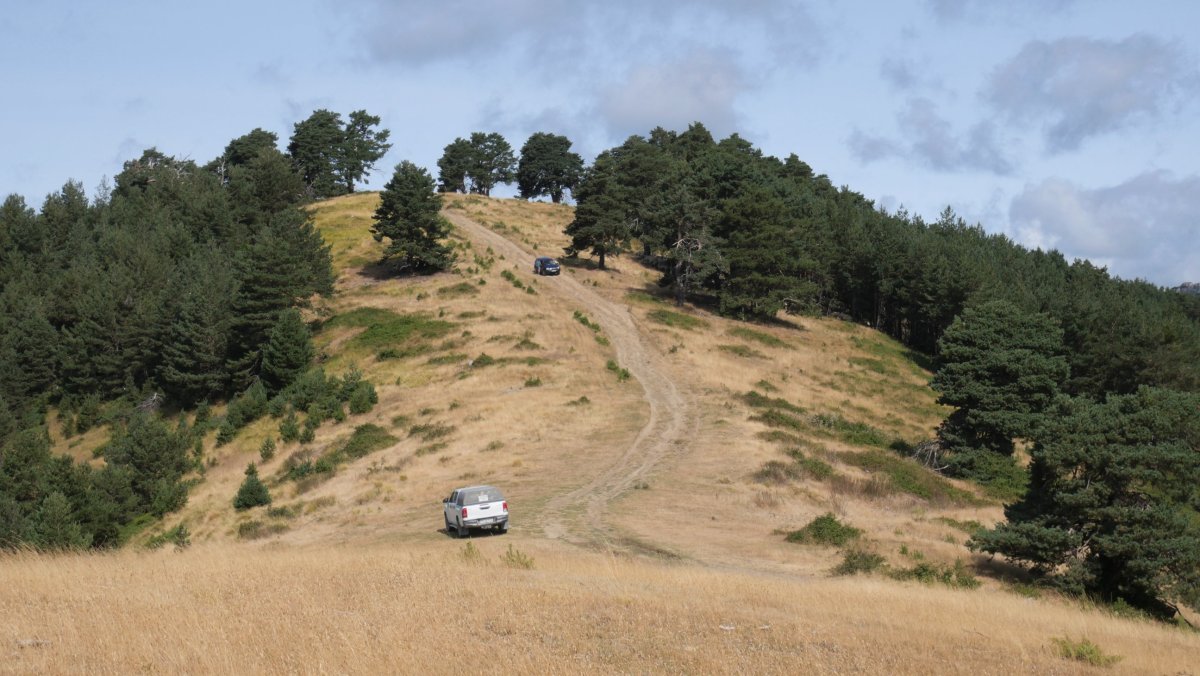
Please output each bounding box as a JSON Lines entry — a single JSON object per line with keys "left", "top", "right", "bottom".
{"left": 463, "top": 500, "right": 506, "bottom": 524}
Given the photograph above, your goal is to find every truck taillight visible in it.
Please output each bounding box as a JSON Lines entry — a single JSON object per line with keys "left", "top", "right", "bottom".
{"left": 461, "top": 507, "right": 468, "bottom": 518}
{"left": 502, "top": 501, "right": 508, "bottom": 512}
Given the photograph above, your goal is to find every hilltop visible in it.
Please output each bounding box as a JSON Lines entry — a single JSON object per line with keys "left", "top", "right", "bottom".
{"left": 11, "top": 193, "right": 1198, "bottom": 673}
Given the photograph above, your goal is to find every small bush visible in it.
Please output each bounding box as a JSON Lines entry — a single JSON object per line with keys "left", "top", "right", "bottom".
{"left": 832, "top": 549, "right": 886, "bottom": 576}
{"left": 524, "top": 376, "right": 542, "bottom": 387}
{"left": 1050, "top": 637, "right": 1122, "bottom": 667}
{"left": 145, "top": 523, "right": 191, "bottom": 550}
{"left": 259, "top": 436, "right": 276, "bottom": 462}
{"left": 786, "top": 513, "right": 862, "bottom": 547}
{"left": 348, "top": 381, "right": 378, "bottom": 415}
{"left": 410, "top": 422, "right": 455, "bottom": 441}
{"left": 605, "top": 360, "right": 631, "bottom": 381}
{"left": 501, "top": 544, "right": 535, "bottom": 569}
{"left": 461, "top": 541, "right": 484, "bottom": 564}
{"left": 279, "top": 409, "right": 300, "bottom": 442}
{"left": 233, "top": 464, "right": 271, "bottom": 511}
{"left": 891, "top": 559, "right": 980, "bottom": 589}
{"left": 567, "top": 396, "right": 590, "bottom": 406}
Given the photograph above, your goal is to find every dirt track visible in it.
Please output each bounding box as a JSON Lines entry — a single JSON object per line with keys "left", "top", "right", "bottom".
{"left": 443, "top": 211, "right": 695, "bottom": 549}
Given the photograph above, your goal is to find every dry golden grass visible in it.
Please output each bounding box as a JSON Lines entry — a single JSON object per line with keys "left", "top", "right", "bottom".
{"left": 3, "top": 542, "right": 1197, "bottom": 675}
{"left": 29, "top": 193, "right": 1199, "bottom": 673}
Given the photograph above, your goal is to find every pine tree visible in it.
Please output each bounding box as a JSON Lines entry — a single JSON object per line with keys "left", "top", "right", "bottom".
{"left": 233, "top": 463, "right": 271, "bottom": 510}
{"left": 32, "top": 491, "right": 91, "bottom": 550}
{"left": 371, "top": 161, "right": 454, "bottom": 274}
{"left": 339, "top": 110, "right": 392, "bottom": 193}
{"left": 260, "top": 308, "right": 314, "bottom": 393}
{"left": 932, "top": 300, "right": 1068, "bottom": 481}
{"left": 970, "top": 388, "right": 1200, "bottom": 616}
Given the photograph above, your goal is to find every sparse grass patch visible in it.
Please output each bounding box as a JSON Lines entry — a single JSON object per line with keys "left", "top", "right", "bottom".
{"left": 847, "top": 356, "right": 892, "bottom": 375}
{"left": 427, "top": 353, "right": 469, "bottom": 365}
{"left": 410, "top": 422, "right": 455, "bottom": 441}
{"left": 728, "top": 326, "right": 790, "bottom": 348}
{"left": 237, "top": 520, "right": 289, "bottom": 540}
{"left": 322, "top": 307, "right": 453, "bottom": 354}
{"left": 935, "top": 517, "right": 985, "bottom": 534}
{"left": 718, "top": 344, "right": 766, "bottom": 359}
{"left": 567, "top": 396, "right": 591, "bottom": 406}
{"left": 437, "top": 281, "right": 479, "bottom": 298}
{"left": 391, "top": 415, "right": 411, "bottom": 428}
{"left": 786, "top": 513, "right": 862, "bottom": 547}
{"left": 742, "top": 391, "right": 806, "bottom": 414}
{"left": 753, "top": 379, "right": 778, "bottom": 392}
{"left": 415, "top": 442, "right": 448, "bottom": 457}
{"left": 461, "top": 541, "right": 485, "bottom": 564}
{"left": 647, "top": 309, "right": 708, "bottom": 330}
{"left": 841, "top": 450, "right": 978, "bottom": 506}
{"left": 483, "top": 440, "right": 505, "bottom": 452}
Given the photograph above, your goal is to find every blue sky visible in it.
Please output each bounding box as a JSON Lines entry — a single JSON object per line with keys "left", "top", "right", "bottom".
{"left": 2, "top": 0, "right": 1197, "bottom": 285}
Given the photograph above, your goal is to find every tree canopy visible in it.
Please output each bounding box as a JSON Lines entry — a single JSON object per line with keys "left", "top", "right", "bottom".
{"left": 435, "top": 132, "right": 516, "bottom": 196}
{"left": 517, "top": 132, "right": 583, "bottom": 203}
{"left": 287, "top": 109, "right": 391, "bottom": 198}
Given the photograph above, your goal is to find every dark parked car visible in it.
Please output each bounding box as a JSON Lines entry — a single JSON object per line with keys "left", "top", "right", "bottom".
{"left": 533, "top": 256, "right": 561, "bottom": 275}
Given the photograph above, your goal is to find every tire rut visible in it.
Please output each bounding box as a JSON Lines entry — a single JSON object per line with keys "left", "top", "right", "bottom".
{"left": 443, "top": 210, "right": 695, "bottom": 549}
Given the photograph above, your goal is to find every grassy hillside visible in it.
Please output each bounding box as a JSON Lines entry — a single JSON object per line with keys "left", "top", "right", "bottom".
{"left": 15, "top": 192, "right": 1198, "bottom": 673}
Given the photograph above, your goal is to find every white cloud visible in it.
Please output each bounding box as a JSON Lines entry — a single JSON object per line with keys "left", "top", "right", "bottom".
{"left": 1008, "top": 171, "right": 1200, "bottom": 285}
{"left": 596, "top": 49, "right": 750, "bottom": 139}
{"left": 849, "top": 98, "right": 1014, "bottom": 174}
{"left": 987, "top": 34, "right": 1199, "bottom": 152}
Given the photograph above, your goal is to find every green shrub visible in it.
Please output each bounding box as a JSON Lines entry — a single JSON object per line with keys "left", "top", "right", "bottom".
{"left": 891, "top": 559, "right": 980, "bottom": 589}
{"left": 786, "top": 513, "right": 862, "bottom": 547}
{"left": 348, "top": 381, "right": 378, "bottom": 415}
{"left": 1050, "top": 637, "right": 1122, "bottom": 667}
{"left": 832, "top": 549, "right": 886, "bottom": 576}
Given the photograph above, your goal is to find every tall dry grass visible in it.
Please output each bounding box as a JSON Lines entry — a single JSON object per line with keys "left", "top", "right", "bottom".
{"left": 3, "top": 541, "right": 1196, "bottom": 674}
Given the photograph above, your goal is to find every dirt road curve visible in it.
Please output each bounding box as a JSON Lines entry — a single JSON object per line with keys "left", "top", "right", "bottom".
{"left": 443, "top": 211, "right": 695, "bottom": 549}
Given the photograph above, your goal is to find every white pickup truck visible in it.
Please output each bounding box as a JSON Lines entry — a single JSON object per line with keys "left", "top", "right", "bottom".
{"left": 443, "top": 485, "right": 508, "bottom": 537}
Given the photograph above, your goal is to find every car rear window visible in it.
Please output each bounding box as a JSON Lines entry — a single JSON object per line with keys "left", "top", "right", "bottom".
{"left": 462, "top": 488, "right": 503, "bottom": 505}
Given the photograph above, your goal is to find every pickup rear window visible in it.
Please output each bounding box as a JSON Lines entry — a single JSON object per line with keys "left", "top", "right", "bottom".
{"left": 460, "top": 488, "right": 503, "bottom": 505}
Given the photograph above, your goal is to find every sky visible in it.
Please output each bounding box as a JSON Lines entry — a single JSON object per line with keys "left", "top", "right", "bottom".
{"left": 2, "top": 0, "right": 1197, "bottom": 286}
